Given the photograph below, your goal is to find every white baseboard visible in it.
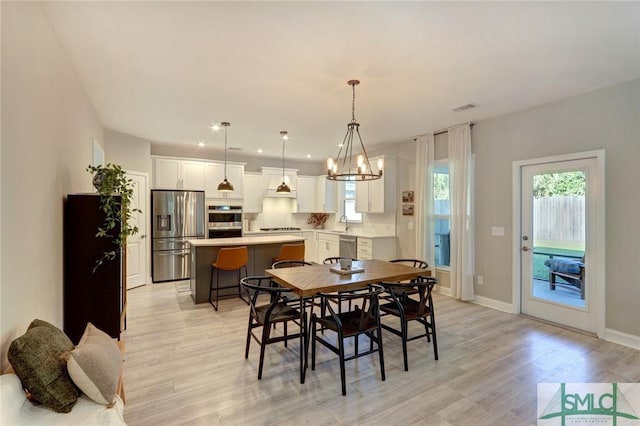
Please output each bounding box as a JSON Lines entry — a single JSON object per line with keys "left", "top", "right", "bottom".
{"left": 436, "top": 285, "right": 453, "bottom": 297}
{"left": 435, "top": 288, "right": 514, "bottom": 314}
{"left": 604, "top": 328, "right": 640, "bottom": 350}
{"left": 471, "top": 295, "right": 513, "bottom": 314}
{"left": 436, "top": 291, "right": 640, "bottom": 349}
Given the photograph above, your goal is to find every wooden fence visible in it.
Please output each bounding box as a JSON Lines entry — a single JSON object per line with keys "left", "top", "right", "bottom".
{"left": 534, "top": 196, "right": 585, "bottom": 244}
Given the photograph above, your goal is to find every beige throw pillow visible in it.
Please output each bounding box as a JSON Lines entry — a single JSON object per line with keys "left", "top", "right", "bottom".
{"left": 67, "top": 323, "right": 122, "bottom": 406}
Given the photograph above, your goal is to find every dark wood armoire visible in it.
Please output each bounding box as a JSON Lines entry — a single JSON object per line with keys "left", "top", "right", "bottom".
{"left": 63, "top": 193, "right": 126, "bottom": 344}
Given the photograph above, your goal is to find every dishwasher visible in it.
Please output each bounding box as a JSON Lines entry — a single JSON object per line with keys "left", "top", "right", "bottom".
{"left": 339, "top": 235, "right": 358, "bottom": 259}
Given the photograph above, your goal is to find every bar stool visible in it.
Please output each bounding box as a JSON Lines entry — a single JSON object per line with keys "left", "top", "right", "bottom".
{"left": 209, "top": 246, "right": 249, "bottom": 311}
{"left": 273, "top": 243, "right": 305, "bottom": 262}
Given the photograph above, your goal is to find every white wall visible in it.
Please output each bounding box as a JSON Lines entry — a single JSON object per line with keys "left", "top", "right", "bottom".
{"left": 104, "top": 129, "right": 152, "bottom": 176}
{"left": 1, "top": 2, "right": 103, "bottom": 368}
{"left": 472, "top": 79, "right": 640, "bottom": 336}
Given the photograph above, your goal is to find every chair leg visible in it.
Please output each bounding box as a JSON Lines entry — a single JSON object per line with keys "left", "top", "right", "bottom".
{"left": 284, "top": 321, "right": 288, "bottom": 348}
{"left": 401, "top": 319, "right": 409, "bottom": 372}
{"left": 257, "top": 322, "right": 271, "bottom": 380}
{"left": 245, "top": 316, "right": 253, "bottom": 359}
{"left": 430, "top": 314, "right": 439, "bottom": 361}
{"left": 311, "top": 316, "right": 317, "bottom": 370}
{"left": 338, "top": 333, "right": 347, "bottom": 396}
{"left": 210, "top": 267, "right": 220, "bottom": 311}
{"left": 377, "top": 324, "right": 385, "bottom": 381}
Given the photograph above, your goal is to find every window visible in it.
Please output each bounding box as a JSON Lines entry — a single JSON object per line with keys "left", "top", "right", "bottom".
{"left": 434, "top": 162, "right": 450, "bottom": 267}
{"left": 342, "top": 179, "right": 362, "bottom": 223}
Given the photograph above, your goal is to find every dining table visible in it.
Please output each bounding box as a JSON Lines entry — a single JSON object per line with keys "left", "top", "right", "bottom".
{"left": 265, "top": 259, "right": 429, "bottom": 383}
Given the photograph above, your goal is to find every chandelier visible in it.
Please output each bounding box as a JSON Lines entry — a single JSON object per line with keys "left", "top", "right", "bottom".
{"left": 216, "top": 122, "right": 234, "bottom": 192}
{"left": 276, "top": 131, "right": 290, "bottom": 193}
{"left": 327, "top": 80, "right": 383, "bottom": 181}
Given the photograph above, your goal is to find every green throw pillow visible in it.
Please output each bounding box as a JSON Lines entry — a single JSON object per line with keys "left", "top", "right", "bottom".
{"left": 8, "top": 319, "right": 79, "bottom": 413}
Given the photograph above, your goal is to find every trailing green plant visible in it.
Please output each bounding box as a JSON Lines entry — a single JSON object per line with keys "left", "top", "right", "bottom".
{"left": 86, "top": 163, "right": 141, "bottom": 272}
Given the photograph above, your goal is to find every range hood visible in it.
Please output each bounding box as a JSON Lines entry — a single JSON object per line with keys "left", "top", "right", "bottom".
{"left": 265, "top": 174, "right": 296, "bottom": 198}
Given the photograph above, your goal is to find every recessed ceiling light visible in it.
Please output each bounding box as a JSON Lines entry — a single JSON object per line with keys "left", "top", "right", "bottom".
{"left": 197, "top": 140, "right": 205, "bottom": 148}
{"left": 257, "top": 149, "right": 263, "bottom": 153}
{"left": 338, "top": 143, "right": 344, "bottom": 148}
{"left": 306, "top": 154, "right": 311, "bottom": 158}
{"left": 210, "top": 123, "right": 220, "bottom": 131}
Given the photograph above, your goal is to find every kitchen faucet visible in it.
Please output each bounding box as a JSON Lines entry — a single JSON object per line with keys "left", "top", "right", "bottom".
{"left": 339, "top": 214, "right": 350, "bottom": 232}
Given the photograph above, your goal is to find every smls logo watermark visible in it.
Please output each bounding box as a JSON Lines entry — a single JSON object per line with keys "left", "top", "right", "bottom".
{"left": 538, "top": 383, "right": 640, "bottom": 425}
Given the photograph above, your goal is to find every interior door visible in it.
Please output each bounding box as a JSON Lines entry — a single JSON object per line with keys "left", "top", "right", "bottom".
{"left": 126, "top": 171, "right": 148, "bottom": 289}
{"left": 520, "top": 158, "right": 597, "bottom": 332}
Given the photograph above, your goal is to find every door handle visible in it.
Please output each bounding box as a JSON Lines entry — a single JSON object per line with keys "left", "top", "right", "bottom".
{"left": 522, "top": 246, "right": 531, "bottom": 252}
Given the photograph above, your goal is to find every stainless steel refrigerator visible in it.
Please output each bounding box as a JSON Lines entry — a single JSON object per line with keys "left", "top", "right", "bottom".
{"left": 151, "top": 190, "right": 205, "bottom": 282}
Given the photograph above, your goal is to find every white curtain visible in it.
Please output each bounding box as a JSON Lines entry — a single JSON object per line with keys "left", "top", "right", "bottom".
{"left": 448, "top": 124, "right": 474, "bottom": 301}
{"left": 415, "top": 134, "right": 435, "bottom": 272}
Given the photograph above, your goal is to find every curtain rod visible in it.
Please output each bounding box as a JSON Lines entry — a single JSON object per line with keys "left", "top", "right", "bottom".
{"left": 414, "top": 123, "right": 474, "bottom": 140}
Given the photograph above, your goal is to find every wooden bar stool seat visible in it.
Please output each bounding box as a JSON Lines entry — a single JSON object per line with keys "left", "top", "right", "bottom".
{"left": 210, "top": 246, "right": 249, "bottom": 311}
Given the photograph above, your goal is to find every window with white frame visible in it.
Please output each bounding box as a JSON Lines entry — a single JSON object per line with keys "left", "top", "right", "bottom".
{"left": 434, "top": 161, "right": 450, "bottom": 267}
{"left": 342, "top": 179, "right": 363, "bottom": 223}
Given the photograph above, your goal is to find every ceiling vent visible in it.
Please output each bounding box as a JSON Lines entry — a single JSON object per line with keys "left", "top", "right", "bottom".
{"left": 228, "top": 147, "right": 243, "bottom": 151}
{"left": 452, "top": 103, "right": 477, "bottom": 112}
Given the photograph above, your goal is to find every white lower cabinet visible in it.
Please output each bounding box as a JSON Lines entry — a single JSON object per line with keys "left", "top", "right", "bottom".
{"left": 356, "top": 237, "right": 397, "bottom": 260}
{"left": 317, "top": 232, "right": 339, "bottom": 264}
{"left": 302, "top": 231, "right": 317, "bottom": 263}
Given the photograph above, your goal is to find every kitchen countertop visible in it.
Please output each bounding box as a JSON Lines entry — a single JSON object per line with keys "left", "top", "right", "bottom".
{"left": 243, "top": 229, "right": 396, "bottom": 239}
{"left": 189, "top": 235, "right": 304, "bottom": 247}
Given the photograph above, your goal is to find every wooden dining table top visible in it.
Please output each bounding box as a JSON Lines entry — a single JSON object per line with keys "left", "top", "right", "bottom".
{"left": 265, "top": 259, "right": 429, "bottom": 298}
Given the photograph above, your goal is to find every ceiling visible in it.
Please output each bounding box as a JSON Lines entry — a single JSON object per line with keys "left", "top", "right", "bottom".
{"left": 42, "top": 2, "right": 640, "bottom": 161}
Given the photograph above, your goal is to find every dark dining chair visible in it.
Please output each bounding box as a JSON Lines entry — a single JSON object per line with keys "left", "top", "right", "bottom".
{"left": 321, "top": 256, "right": 360, "bottom": 313}
{"left": 311, "top": 284, "right": 386, "bottom": 396}
{"left": 379, "top": 276, "right": 438, "bottom": 371}
{"left": 322, "top": 256, "right": 358, "bottom": 265}
{"left": 240, "top": 276, "right": 307, "bottom": 380}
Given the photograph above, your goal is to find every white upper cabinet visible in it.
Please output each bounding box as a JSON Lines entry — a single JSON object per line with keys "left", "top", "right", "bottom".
{"left": 315, "top": 176, "right": 336, "bottom": 213}
{"left": 243, "top": 172, "right": 266, "bottom": 213}
{"left": 355, "top": 156, "right": 396, "bottom": 213}
{"left": 153, "top": 158, "right": 205, "bottom": 190}
{"left": 205, "top": 162, "right": 244, "bottom": 199}
{"left": 295, "top": 176, "right": 316, "bottom": 213}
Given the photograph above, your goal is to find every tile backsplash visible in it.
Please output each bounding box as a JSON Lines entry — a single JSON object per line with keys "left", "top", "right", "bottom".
{"left": 245, "top": 197, "right": 395, "bottom": 235}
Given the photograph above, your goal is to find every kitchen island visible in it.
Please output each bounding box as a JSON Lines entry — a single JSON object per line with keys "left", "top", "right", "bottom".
{"left": 188, "top": 235, "right": 305, "bottom": 304}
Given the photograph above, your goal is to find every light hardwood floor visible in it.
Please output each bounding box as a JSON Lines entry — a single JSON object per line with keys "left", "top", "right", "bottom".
{"left": 122, "top": 282, "right": 639, "bottom": 425}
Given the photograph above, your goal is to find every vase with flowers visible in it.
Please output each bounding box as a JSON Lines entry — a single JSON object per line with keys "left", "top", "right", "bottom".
{"left": 307, "top": 213, "right": 329, "bottom": 229}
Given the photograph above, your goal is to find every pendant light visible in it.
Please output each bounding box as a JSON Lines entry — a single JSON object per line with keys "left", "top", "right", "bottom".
{"left": 276, "top": 131, "right": 291, "bottom": 193}
{"left": 327, "top": 79, "right": 383, "bottom": 181}
{"left": 217, "top": 122, "right": 234, "bottom": 192}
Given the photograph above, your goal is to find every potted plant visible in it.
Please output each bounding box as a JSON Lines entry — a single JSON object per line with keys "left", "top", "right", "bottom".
{"left": 86, "top": 163, "right": 141, "bottom": 272}
{"left": 307, "top": 213, "right": 329, "bottom": 229}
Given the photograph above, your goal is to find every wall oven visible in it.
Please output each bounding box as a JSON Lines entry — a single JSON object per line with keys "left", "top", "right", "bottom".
{"left": 207, "top": 204, "right": 243, "bottom": 238}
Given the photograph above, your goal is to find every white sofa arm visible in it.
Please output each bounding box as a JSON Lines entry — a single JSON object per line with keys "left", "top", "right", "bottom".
{"left": 0, "top": 373, "right": 126, "bottom": 425}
